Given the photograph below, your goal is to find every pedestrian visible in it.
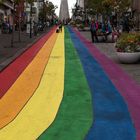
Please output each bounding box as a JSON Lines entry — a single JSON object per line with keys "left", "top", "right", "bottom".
{"left": 56, "top": 26, "right": 59, "bottom": 33}
{"left": 59, "top": 23, "right": 62, "bottom": 32}
{"left": 101, "top": 21, "right": 107, "bottom": 41}
{"left": 122, "top": 16, "right": 130, "bottom": 33}
{"left": 33, "top": 21, "right": 37, "bottom": 36}
{"left": 105, "top": 20, "right": 112, "bottom": 41}
{"left": 90, "top": 19, "right": 99, "bottom": 43}
{"left": 101, "top": 20, "right": 112, "bottom": 41}
{"left": 112, "top": 25, "right": 121, "bottom": 42}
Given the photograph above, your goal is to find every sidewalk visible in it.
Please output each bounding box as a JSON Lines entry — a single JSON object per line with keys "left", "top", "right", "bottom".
{"left": 0, "top": 28, "right": 51, "bottom": 71}
{"left": 80, "top": 30, "right": 140, "bottom": 84}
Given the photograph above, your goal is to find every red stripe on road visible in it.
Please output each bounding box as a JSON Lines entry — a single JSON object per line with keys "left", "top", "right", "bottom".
{"left": 0, "top": 27, "right": 56, "bottom": 98}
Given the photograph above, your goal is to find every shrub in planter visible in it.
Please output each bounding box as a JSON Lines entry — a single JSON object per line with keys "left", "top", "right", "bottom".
{"left": 115, "top": 33, "right": 140, "bottom": 52}
{"left": 115, "top": 33, "right": 140, "bottom": 63}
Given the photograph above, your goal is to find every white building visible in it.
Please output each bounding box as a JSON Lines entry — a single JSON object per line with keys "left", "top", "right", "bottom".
{"left": 25, "top": 0, "right": 43, "bottom": 33}
{"left": 25, "top": 0, "right": 41, "bottom": 23}
{"left": 77, "top": 0, "right": 84, "bottom": 8}
{"left": 59, "top": 0, "right": 69, "bottom": 21}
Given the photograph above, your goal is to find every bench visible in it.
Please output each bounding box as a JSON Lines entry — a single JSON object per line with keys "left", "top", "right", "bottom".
{"left": 96, "top": 32, "right": 112, "bottom": 42}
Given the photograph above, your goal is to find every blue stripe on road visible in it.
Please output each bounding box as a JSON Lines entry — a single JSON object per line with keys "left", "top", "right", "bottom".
{"left": 68, "top": 27, "right": 136, "bottom": 140}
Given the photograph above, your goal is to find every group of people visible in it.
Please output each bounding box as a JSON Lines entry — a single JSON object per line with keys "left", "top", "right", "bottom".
{"left": 0, "top": 21, "right": 13, "bottom": 34}
{"left": 90, "top": 19, "right": 120, "bottom": 43}
{"left": 56, "top": 21, "right": 63, "bottom": 33}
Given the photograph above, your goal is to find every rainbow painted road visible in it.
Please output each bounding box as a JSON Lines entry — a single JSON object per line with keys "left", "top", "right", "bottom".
{"left": 0, "top": 27, "right": 139, "bottom": 140}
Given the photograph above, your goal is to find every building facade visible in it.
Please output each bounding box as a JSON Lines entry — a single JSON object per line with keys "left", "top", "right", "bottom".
{"left": 25, "top": 0, "right": 44, "bottom": 33}
{"left": 0, "top": 0, "right": 13, "bottom": 24}
{"left": 0, "top": 0, "right": 14, "bottom": 33}
{"left": 59, "top": 0, "right": 69, "bottom": 21}
{"left": 77, "top": 0, "right": 84, "bottom": 9}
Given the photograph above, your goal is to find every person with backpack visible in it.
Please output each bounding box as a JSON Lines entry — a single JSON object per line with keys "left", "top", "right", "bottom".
{"left": 90, "top": 19, "right": 99, "bottom": 43}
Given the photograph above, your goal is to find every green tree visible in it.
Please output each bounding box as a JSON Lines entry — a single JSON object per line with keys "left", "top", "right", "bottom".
{"left": 39, "top": 1, "right": 57, "bottom": 23}
{"left": 86, "top": 0, "right": 131, "bottom": 15}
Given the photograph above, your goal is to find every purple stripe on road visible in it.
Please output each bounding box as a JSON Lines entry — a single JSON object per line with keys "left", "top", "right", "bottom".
{"left": 73, "top": 28, "right": 140, "bottom": 140}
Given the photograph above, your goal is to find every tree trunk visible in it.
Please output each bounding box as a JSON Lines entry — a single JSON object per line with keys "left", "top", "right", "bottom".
{"left": 11, "top": 25, "right": 14, "bottom": 48}
{"left": 18, "top": 12, "right": 21, "bottom": 42}
{"left": 30, "top": 3, "right": 32, "bottom": 38}
{"left": 11, "top": 4, "right": 15, "bottom": 48}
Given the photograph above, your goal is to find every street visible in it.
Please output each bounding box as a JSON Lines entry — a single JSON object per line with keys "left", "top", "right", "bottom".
{"left": 0, "top": 27, "right": 139, "bottom": 139}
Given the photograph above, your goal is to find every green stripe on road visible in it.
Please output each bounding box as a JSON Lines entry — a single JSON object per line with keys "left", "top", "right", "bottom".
{"left": 38, "top": 27, "right": 93, "bottom": 140}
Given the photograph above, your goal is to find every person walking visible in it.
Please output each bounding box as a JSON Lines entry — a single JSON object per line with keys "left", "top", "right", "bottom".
{"left": 90, "top": 19, "right": 99, "bottom": 43}
{"left": 112, "top": 25, "right": 121, "bottom": 42}
{"left": 59, "top": 23, "right": 62, "bottom": 32}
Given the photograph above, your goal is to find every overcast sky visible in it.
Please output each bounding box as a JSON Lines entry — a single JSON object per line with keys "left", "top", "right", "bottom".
{"left": 49, "top": 0, "right": 76, "bottom": 17}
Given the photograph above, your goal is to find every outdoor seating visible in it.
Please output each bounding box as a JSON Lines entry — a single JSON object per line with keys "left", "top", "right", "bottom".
{"left": 96, "top": 31, "right": 112, "bottom": 42}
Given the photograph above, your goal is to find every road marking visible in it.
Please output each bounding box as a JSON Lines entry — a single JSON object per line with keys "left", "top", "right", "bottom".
{"left": 0, "top": 28, "right": 64, "bottom": 139}
{"left": 0, "top": 32, "right": 57, "bottom": 129}
{"left": 0, "top": 28, "right": 55, "bottom": 98}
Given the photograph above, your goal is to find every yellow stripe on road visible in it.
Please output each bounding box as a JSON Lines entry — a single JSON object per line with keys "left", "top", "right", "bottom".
{"left": 0, "top": 29, "right": 65, "bottom": 140}
{"left": 0, "top": 32, "right": 57, "bottom": 129}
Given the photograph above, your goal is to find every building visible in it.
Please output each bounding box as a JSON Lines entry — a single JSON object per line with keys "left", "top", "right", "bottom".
{"left": 25, "top": 0, "right": 43, "bottom": 23}
{"left": 59, "top": 0, "right": 69, "bottom": 21}
{"left": 77, "top": 0, "right": 84, "bottom": 9}
{"left": 25, "top": 0, "right": 43, "bottom": 33}
{"left": 0, "top": 0, "right": 14, "bottom": 24}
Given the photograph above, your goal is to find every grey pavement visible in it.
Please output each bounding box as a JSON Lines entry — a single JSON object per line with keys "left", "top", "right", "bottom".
{"left": 0, "top": 28, "right": 51, "bottom": 71}
{"left": 80, "top": 31, "right": 140, "bottom": 84}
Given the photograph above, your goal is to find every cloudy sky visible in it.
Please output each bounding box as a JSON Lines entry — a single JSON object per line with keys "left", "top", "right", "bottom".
{"left": 49, "top": 0, "right": 76, "bottom": 17}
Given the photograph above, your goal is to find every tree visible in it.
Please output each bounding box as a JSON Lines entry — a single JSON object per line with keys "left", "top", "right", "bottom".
{"left": 86, "top": 0, "right": 131, "bottom": 15}
{"left": 12, "top": 0, "right": 22, "bottom": 46}
{"left": 39, "top": 1, "right": 57, "bottom": 24}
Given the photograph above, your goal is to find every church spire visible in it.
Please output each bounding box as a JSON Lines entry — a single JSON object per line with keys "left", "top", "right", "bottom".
{"left": 59, "top": 0, "right": 70, "bottom": 21}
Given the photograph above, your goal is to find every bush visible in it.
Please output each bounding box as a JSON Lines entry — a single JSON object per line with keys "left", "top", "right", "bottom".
{"left": 115, "top": 33, "right": 140, "bottom": 52}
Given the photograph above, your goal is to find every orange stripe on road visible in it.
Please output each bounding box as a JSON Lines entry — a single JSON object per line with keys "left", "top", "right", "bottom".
{"left": 0, "top": 31, "right": 57, "bottom": 129}
{"left": 0, "top": 28, "right": 65, "bottom": 140}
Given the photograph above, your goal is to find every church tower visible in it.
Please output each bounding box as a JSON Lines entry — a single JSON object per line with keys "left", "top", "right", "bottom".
{"left": 59, "top": 0, "right": 70, "bottom": 21}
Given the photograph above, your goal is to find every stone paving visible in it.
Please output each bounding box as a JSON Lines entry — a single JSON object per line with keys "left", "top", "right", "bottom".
{"left": 80, "top": 31, "right": 140, "bottom": 84}
{"left": 0, "top": 28, "right": 51, "bottom": 71}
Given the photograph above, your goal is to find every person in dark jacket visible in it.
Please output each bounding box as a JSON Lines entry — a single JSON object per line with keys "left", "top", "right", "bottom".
{"left": 59, "top": 23, "right": 62, "bottom": 32}
{"left": 90, "top": 19, "right": 99, "bottom": 43}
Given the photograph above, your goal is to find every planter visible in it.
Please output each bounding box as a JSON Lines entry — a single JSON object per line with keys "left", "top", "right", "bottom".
{"left": 116, "top": 52, "right": 140, "bottom": 63}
